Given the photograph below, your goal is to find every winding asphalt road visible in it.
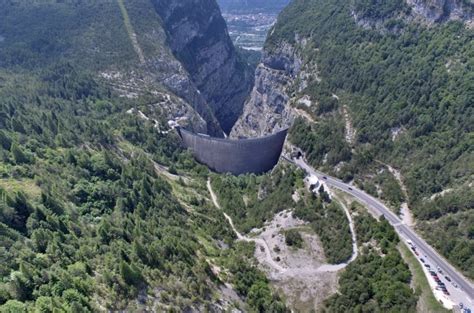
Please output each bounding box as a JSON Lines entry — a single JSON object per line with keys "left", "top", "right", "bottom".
{"left": 289, "top": 156, "right": 474, "bottom": 305}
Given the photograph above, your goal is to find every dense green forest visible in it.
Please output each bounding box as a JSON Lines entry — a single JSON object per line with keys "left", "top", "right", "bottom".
{"left": 324, "top": 204, "right": 418, "bottom": 312}
{"left": 294, "top": 187, "right": 353, "bottom": 263}
{"left": 0, "top": 0, "right": 284, "bottom": 304}
{"left": 0, "top": 63, "right": 289, "bottom": 311}
{"left": 0, "top": 61, "right": 423, "bottom": 310}
{"left": 274, "top": 0, "right": 473, "bottom": 278}
{"left": 0, "top": 66, "right": 185, "bottom": 310}
{"left": 0, "top": 0, "right": 467, "bottom": 311}
{"left": 0, "top": 1, "right": 139, "bottom": 70}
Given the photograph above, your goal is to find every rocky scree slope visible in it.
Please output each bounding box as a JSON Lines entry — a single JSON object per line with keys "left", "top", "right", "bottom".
{"left": 406, "top": 0, "right": 473, "bottom": 24}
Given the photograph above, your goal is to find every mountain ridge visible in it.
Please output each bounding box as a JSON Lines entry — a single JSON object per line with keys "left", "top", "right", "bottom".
{"left": 232, "top": 0, "right": 474, "bottom": 280}
{"left": 0, "top": 0, "right": 252, "bottom": 136}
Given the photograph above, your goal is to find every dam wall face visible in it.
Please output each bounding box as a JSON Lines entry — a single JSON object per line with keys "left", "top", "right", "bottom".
{"left": 178, "top": 128, "right": 288, "bottom": 175}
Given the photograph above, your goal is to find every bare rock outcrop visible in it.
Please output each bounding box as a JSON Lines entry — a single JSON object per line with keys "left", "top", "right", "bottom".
{"left": 153, "top": 0, "right": 253, "bottom": 134}
{"left": 406, "top": 0, "right": 473, "bottom": 23}
{"left": 231, "top": 42, "right": 302, "bottom": 138}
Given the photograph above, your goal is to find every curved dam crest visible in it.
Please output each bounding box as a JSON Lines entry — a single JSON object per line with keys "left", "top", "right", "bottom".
{"left": 178, "top": 128, "right": 288, "bottom": 175}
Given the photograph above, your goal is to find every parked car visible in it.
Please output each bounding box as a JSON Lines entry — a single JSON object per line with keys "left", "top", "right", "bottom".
{"left": 445, "top": 276, "right": 451, "bottom": 282}
{"left": 453, "top": 282, "right": 458, "bottom": 288}
{"left": 420, "top": 258, "right": 425, "bottom": 263}
{"left": 323, "top": 176, "right": 327, "bottom": 180}
{"left": 348, "top": 187, "right": 353, "bottom": 191}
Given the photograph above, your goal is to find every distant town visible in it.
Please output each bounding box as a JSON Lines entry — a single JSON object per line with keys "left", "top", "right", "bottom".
{"left": 218, "top": 1, "right": 289, "bottom": 51}
{"left": 222, "top": 11, "right": 278, "bottom": 50}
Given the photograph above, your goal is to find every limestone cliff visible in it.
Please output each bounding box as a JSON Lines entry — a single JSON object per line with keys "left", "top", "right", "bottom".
{"left": 0, "top": 0, "right": 252, "bottom": 137}
{"left": 102, "top": 0, "right": 253, "bottom": 136}
{"left": 232, "top": 0, "right": 473, "bottom": 138}
{"left": 153, "top": 0, "right": 253, "bottom": 134}
{"left": 230, "top": 42, "right": 302, "bottom": 138}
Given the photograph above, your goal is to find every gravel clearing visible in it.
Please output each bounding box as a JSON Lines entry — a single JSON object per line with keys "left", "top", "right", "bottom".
{"left": 207, "top": 180, "right": 349, "bottom": 311}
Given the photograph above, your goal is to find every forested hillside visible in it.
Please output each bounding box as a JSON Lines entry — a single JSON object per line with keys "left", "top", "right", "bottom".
{"left": 324, "top": 203, "right": 417, "bottom": 312}
{"left": 265, "top": 0, "right": 473, "bottom": 278}
{"left": 0, "top": 0, "right": 253, "bottom": 136}
{"left": 0, "top": 0, "right": 278, "bottom": 311}
{"left": 0, "top": 61, "right": 417, "bottom": 309}
{"left": 0, "top": 0, "right": 469, "bottom": 311}
{"left": 0, "top": 45, "right": 290, "bottom": 313}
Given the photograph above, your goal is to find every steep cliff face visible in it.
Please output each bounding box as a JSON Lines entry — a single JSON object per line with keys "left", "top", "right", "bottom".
{"left": 230, "top": 42, "right": 302, "bottom": 138}
{"left": 98, "top": 0, "right": 227, "bottom": 136}
{"left": 110, "top": 0, "right": 252, "bottom": 136}
{"left": 153, "top": 0, "right": 253, "bottom": 134}
{"left": 233, "top": 0, "right": 473, "bottom": 138}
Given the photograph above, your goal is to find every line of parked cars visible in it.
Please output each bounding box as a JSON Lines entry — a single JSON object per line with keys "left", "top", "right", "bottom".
{"left": 407, "top": 240, "right": 451, "bottom": 296}
{"left": 407, "top": 240, "right": 471, "bottom": 313}
{"left": 459, "top": 302, "right": 472, "bottom": 313}
{"left": 430, "top": 270, "right": 450, "bottom": 295}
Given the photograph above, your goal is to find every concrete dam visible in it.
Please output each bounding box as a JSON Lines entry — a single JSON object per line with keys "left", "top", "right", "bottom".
{"left": 178, "top": 128, "right": 288, "bottom": 175}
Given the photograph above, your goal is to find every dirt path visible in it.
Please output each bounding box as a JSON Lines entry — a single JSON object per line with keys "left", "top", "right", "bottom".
{"left": 332, "top": 197, "right": 358, "bottom": 265}
{"left": 207, "top": 179, "right": 286, "bottom": 272}
{"left": 292, "top": 107, "right": 317, "bottom": 124}
{"left": 332, "top": 94, "right": 356, "bottom": 145}
{"left": 207, "top": 179, "right": 358, "bottom": 274}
